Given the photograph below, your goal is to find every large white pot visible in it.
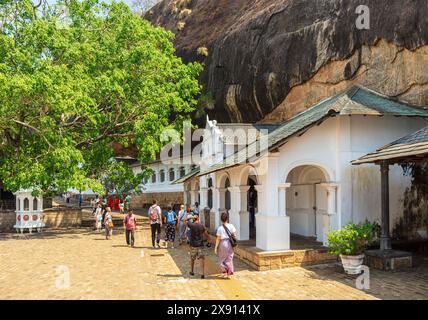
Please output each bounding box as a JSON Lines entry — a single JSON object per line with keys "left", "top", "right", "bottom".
{"left": 340, "top": 254, "right": 365, "bottom": 275}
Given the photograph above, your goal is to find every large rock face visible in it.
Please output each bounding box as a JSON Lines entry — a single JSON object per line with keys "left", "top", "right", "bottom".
{"left": 146, "top": 0, "right": 428, "bottom": 123}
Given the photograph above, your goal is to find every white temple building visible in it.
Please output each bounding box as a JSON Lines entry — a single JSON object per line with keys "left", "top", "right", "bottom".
{"left": 178, "top": 86, "right": 428, "bottom": 252}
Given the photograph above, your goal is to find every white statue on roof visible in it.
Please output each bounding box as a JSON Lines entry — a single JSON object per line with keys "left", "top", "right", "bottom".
{"left": 202, "top": 116, "right": 224, "bottom": 168}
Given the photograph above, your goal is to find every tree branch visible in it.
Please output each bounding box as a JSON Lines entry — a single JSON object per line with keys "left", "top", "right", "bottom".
{"left": 12, "top": 119, "right": 53, "bottom": 149}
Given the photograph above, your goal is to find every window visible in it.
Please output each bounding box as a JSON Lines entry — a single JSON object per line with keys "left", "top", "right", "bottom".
{"left": 24, "top": 198, "right": 29, "bottom": 211}
{"left": 225, "top": 178, "right": 231, "bottom": 210}
{"left": 179, "top": 167, "right": 186, "bottom": 178}
{"left": 207, "top": 178, "right": 213, "bottom": 209}
{"left": 33, "top": 198, "right": 38, "bottom": 211}
{"left": 160, "top": 170, "right": 165, "bottom": 183}
{"left": 151, "top": 173, "right": 157, "bottom": 184}
{"left": 169, "top": 168, "right": 175, "bottom": 182}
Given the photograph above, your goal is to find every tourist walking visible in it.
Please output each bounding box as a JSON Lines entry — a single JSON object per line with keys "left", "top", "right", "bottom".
{"left": 94, "top": 203, "right": 102, "bottom": 232}
{"left": 123, "top": 209, "right": 137, "bottom": 247}
{"left": 193, "top": 202, "right": 200, "bottom": 215}
{"left": 119, "top": 200, "right": 124, "bottom": 214}
{"left": 101, "top": 200, "right": 107, "bottom": 228}
{"left": 185, "top": 207, "right": 194, "bottom": 244}
{"left": 124, "top": 194, "right": 132, "bottom": 211}
{"left": 104, "top": 207, "right": 113, "bottom": 240}
{"left": 215, "top": 212, "right": 237, "bottom": 279}
{"left": 148, "top": 200, "right": 162, "bottom": 248}
{"left": 186, "top": 214, "right": 211, "bottom": 279}
{"left": 164, "top": 206, "right": 177, "bottom": 249}
{"left": 178, "top": 205, "right": 187, "bottom": 245}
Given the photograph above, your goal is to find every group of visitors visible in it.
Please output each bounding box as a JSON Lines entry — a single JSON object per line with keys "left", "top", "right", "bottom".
{"left": 92, "top": 197, "right": 238, "bottom": 280}
{"left": 145, "top": 199, "right": 237, "bottom": 279}
{"left": 93, "top": 200, "right": 113, "bottom": 240}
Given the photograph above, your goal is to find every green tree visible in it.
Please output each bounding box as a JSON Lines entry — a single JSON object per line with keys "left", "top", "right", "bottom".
{"left": 101, "top": 159, "right": 145, "bottom": 197}
{"left": 0, "top": 0, "right": 202, "bottom": 195}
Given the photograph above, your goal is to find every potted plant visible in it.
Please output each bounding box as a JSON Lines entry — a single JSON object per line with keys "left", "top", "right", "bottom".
{"left": 326, "top": 222, "right": 375, "bottom": 274}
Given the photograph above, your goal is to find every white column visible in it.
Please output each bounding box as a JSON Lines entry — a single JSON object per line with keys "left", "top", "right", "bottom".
{"left": 29, "top": 196, "right": 34, "bottom": 212}
{"left": 190, "top": 190, "right": 197, "bottom": 206}
{"left": 228, "top": 186, "right": 250, "bottom": 241}
{"left": 254, "top": 185, "right": 264, "bottom": 215}
{"left": 278, "top": 183, "right": 291, "bottom": 216}
{"left": 174, "top": 167, "right": 180, "bottom": 181}
{"left": 255, "top": 154, "right": 290, "bottom": 251}
{"left": 210, "top": 188, "right": 220, "bottom": 231}
{"left": 199, "top": 186, "right": 208, "bottom": 226}
{"left": 199, "top": 187, "right": 208, "bottom": 210}
{"left": 320, "top": 183, "right": 338, "bottom": 245}
{"left": 218, "top": 188, "right": 226, "bottom": 211}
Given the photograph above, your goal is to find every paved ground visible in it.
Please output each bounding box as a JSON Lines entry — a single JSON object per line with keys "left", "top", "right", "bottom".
{"left": 1, "top": 226, "right": 427, "bottom": 300}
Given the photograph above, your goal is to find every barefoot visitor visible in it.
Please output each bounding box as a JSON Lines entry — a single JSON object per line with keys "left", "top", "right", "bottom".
{"left": 123, "top": 209, "right": 137, "bottom": 247}
{"left": 215, "top": 212, "right": 237, "bottom": 279}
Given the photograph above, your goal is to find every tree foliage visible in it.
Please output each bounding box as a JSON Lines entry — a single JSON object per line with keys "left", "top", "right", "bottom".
{"left": 0, "top": 0, "right": 202, "bottom": 194}
{"left": 101, "top": 159, "right": 144, "bottom": 197}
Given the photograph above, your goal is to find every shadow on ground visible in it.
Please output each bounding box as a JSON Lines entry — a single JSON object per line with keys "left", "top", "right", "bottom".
{"left": 302, "top": 252, "right": 428, "bottom": 300}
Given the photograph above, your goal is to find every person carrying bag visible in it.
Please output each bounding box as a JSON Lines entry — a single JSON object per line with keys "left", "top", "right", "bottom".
{"left": 215, "top": 212, "right": 237, "bottom": 279}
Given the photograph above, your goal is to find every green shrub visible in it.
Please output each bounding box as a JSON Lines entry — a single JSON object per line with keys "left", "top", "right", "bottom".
{"left": 327, "top": 222, "right": 375, "bottom": 256}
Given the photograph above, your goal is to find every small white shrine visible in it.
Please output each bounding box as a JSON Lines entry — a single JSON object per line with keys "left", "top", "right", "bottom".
{"left": 13, "top": 190, "right": 45, "bottom": 233}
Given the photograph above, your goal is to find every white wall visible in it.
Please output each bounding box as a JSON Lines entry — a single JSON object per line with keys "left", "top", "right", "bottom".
{"left": 338, "top": 115, "right": 427, "bottom": 231}
{"left": 130, "top": 157, "right": 194, "bottom": 194}
{"left": 196, "top": 114, "right": 427, "bottom": 250}
{"left": 271, "top": 115, "right": 426, "bottom": 240}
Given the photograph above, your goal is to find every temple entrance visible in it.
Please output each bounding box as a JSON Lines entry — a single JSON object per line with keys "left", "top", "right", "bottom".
{"left": 248, "top": 176, "right": 257, "bottom": 239}
{"left": 224, "top": 177, "right": 231, "bottom": 211}
{"left": 286, "top": 165, "right": 329, "bottom": 243}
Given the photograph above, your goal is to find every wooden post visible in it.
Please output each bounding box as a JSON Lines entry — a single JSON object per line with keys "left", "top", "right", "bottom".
{"left": 380, "top": 161, "right": 392, "bottom": 250}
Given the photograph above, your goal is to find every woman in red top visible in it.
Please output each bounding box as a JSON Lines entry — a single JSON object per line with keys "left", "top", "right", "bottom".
{"left": 114, "top": 197, "right": 120, "bottom": 211}
{"left": 108, "top": 196, "right": 114, "bottom": 210}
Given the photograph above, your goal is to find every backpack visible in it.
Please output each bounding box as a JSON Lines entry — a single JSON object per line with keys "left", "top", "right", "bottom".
{"left": 166, "top": 211, "right": 175, "bottom": 224}
{"left": 149, "top": 205, "right": 159, "bottom": 222}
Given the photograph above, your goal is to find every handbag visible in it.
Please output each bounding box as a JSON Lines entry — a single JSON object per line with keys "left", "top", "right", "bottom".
{"left": 223, "top": 224, "right": 237, "bottom": 248}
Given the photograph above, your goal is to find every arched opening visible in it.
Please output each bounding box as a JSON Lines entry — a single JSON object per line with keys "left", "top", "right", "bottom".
{"left": 160, "top": 170, "right": 165, "bottom": 183}
{"left": 286, "top": 165, "right": 329, "bottom": 243}
{"left": 179, "top": 166, "right": 186, "bottom": 178}
{"left": 151, "top": 172, "right": 157, "bottom": 184}
{"left": 224, "top": 178, "right": 231, "bottom": 211}
{"left": 33, "top": 198, "right": 38, "bottom": 211}
{"left": 23, "top": 198, "right": 29, "bottom": 211}
{"left": 247, "top": 176, "right": 258, "bottom": 239}
{"left": 169, "top": 168, "right": 175, "bottom": 182}
{"left": 207, "top": 177, "right": 213, "bottom": 209}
